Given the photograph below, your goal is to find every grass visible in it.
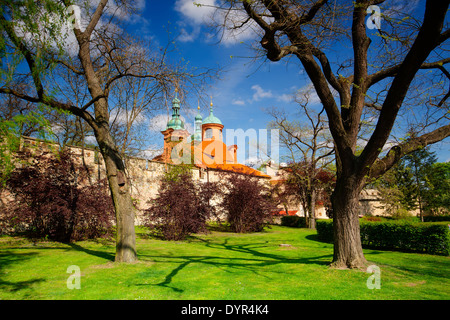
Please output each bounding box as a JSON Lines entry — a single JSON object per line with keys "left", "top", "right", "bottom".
{"left": 0, "top": 225, "right": 449, "bottom": 300}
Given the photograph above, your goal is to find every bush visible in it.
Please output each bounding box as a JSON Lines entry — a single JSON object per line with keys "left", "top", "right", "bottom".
{"left": 281, "top": 216, "right": 307, "bottom": 228}
{"left": 423, "top": 215, "right": 450, "bottom": 222}
{"left": 316, "top": 220, "right": 333, "bottom": 242}
{"left": 143, "top": 166, "right": 218, "bottom": 241}
{"left": 316, "top": 219, "right": 450, "bottom": 255}
{"left": 220, "top": 173, "right": 276, "bottom": 233}
{"left": 2, "top": 150, "right": 114, "bottom": 242}
{"left": 361, "top": 216, "right": 382, "bottom": 222}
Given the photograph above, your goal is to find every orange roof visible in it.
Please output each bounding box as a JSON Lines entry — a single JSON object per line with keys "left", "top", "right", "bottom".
{"left": 272, "top": 210, "right": 298, "bottom": 216}
{"left": 191, "top": 139, "right": 270, "bottom": 178}
{"left": 205, "top": 163, "right": 271, "bottom": 178}
{"left": 153, "top": 137, "right": 271, "bottom": 178}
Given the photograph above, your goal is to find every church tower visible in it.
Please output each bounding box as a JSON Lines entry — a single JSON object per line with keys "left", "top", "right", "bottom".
{"left": 202, "top": 100, "right": 224, "bottom": 141}
{"left": 192, "top": 103, "right": 203, "bottom": 142}
{"left": 160, "top": 89, "right": 190, "bottom": 163}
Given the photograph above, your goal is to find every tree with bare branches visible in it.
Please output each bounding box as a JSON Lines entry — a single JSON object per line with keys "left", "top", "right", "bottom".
{"left": 211, "top": 0, "right": 450, "bottom": 269}
{"left": 268, "top": 89, "right": 335, "bottom": 229}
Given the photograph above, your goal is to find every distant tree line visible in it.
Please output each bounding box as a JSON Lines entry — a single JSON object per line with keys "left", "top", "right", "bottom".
{"left": 373, "top": 146, "right": 450, "bottom": 220}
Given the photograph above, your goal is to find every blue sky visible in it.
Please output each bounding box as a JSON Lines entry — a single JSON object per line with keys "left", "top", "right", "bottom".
{"left": 135, "top": 0, "right": 326, "bottom": 164}
{"left": 128, "top": 0, "right": 449, "bottom": 164}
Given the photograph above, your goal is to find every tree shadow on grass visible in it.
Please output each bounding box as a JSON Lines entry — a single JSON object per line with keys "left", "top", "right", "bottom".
{"left": 0, "top": 251, "right": 45, "bottom": 295}
{"left": 136, "top": 238, "right": 333, "bottom": 293}
{"left": 67, "top": 243, "right": 115, "bottom": 262}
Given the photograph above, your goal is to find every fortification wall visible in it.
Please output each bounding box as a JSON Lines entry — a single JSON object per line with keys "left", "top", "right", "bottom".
{"left": 5, "top": 137, "right": 265, "bottom": 224}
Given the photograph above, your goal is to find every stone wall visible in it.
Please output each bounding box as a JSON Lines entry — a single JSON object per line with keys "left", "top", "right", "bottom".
{"left": 6, "top": 136, "right": 415, "bottom": 224}
{"left": 5, "top": 136, "right": 271, "bottom": 224}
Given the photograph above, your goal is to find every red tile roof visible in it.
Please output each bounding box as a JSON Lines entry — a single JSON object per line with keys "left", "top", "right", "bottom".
{"left": 272, "top": 210, "right": 298, "bottom": 216}
{"left": 153, "top": 136, "right": 271, "bottom": 178}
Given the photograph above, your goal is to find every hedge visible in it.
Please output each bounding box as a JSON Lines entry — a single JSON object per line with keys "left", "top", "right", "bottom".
{"left": 280, "top": 216, "right": 307, "bottom": 228}
{"left": 423, "top": 215, "right": 450, "bottom": 222}
{"left": 316, "top": 219, "right": 450, "bottom": 256}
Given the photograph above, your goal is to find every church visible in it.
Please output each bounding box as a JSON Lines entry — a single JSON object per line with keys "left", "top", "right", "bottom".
{"left": 153, "top": 90, "right": 271, "bottom": 179}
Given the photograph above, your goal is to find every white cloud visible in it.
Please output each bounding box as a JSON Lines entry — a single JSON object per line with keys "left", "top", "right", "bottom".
{"left": 88, "top": 0, "right": 146, "bottom": 22}
{"left": 296, "top": 83, "right": 322, "bottom": 105}
{"left": 84, "top": 135, "right": 97, "bottom": 145}
{"left": 15, "top": 1, "right": 151, "bottom": 58}
{"left": 177, "top": 26, "right": 200, "bottom": 42}
{"left": 249, "top": 84, "right": 293, "bottom": 103}
{"left": 175, "top": 0, "right": 216, "bottom": 24}
{"left": 217, "top": 8, "right": 260, "bottom": 46}
{"left": 109, "top": 108, "right": 148, "bottom": 127}
{"left": 174, "top": 0, "right": 259, "bottom": 45}
{"left": 232, "top": 99, "right": 245, "bottom": 106}
{"left": 296, "top": 82, "right": 338, "bottom": 106}
{"left": 251, "top": 85, "right": 273, "bottom": 101}
{"left": 174, "top": 0, "right": 216, "bottom": 43}
{"left": 277, "top": 93, "right": 293, "bottom": 103}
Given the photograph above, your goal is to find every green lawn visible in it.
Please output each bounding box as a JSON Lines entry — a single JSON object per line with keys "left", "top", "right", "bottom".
{"left": 0, "top": 225, "right": 449, "bottom": 300}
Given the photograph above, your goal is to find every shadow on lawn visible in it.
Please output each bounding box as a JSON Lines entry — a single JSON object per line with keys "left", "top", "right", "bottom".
{"left": 67, "top": 243, "right": 115, "bottom": 261}
{"left": 137, "top": 238, "right": 333, "bottom": 293}
{"left": 0, "top": 251, "right": 45, "bottom": 296}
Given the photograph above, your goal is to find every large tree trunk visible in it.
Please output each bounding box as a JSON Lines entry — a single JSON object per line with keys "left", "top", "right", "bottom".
{"left": 331, "top": 175, "right": 367, "bottom": 269}
{"left": 72, "top": 9, "right": 137, "bottom": 262}
{"left": 97, "top": 129, "right": 137, "bottom": 263}
{"left": 308, "top": 188, "right": 316, "bottom": 229}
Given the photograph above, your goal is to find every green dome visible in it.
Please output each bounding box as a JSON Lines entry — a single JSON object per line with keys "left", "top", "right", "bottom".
{"left": 167, "top": 117, "right": 185, "bottom": 130}
{"left": 202, "top": 103, "right": 222, "bottom": 125}
{"left": 166, "top": 91, "right": 185, "bottom": 130}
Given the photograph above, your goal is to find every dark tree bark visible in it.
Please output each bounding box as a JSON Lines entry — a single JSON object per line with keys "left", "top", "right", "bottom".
{"left": 330, "top": 173, "right": 366, "bottom": 268}
{"left": 218, "top": 0, "right": 450, "bottom": 268}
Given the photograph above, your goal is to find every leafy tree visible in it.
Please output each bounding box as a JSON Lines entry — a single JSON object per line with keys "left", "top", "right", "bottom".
{"left": 143, "top": 166, "right": 218, "bottom": 241}
{"left": 1, "top": 149, "right": 114, "bottom": 242}
{"left": 281, "top": 162, "right": 335, "bottom": 228}
{"left": 396, "top": 146, "right": 438, "bottom": 220}
{"left": 0, "top": 1, "right": 211, "bottom": 262}
{"left": 220, "top": 173, "right": 276, "bottom": 233}
{"left": 373, "top": 168, "right": 412, "bottom": 219}
{"left": 422, "top": 162, "right": 450, "bottom": 215}
{"left": 0, "top": 103, "right": 53, "bottom": 187}
{"left": 374, "top": 146, "right": 450, "bottom": 219}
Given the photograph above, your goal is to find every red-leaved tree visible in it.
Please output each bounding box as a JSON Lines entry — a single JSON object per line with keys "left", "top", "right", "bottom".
{"left": 220, "top": 173, "right": 276, "bottom": 233}
{"left": 1, "top": 149, "right": 114, "bottom": 242}
{"left": 143, "top": 166, "right": 219, "bottom": 241}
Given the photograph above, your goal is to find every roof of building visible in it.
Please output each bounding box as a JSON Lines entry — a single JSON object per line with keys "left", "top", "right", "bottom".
{"left": 202, "top": 102, "right": 222, "bottom": 125}
{"left": 156, "top": 96, "right": 270, "bottom": 179}
{"left": 166, "top": 91, "right": 185, "bottom": 130}
{"left": 205, "top": 163, "right": 271, "bottom": 179}
{"left": 272, "top": 210, "right": 299, "bottom": 216}
{"left": 191, "top": 140, "right": 271, "bottom": 178}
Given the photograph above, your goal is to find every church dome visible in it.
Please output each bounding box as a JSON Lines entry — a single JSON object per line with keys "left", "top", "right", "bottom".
{"left": 202, "top": 102, "right": 222, "bottom": 125}
{"left": 166, "top": 91, "right": 185, "bottom": 130}
{"left": 167, "top": 117, "right": 185, "bottom": 130}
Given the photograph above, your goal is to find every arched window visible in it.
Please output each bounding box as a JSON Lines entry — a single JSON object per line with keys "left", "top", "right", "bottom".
{"left": 204, "top": 128, "right": 213, "bottom": 139}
